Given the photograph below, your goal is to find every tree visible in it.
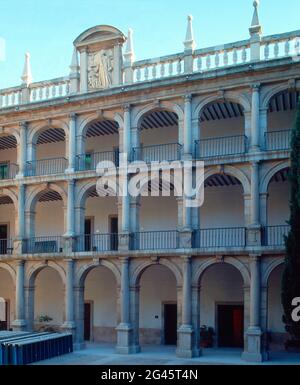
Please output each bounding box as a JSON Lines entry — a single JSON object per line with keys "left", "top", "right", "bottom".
{"left": 282, "top": 99, "right": 300, "bottom": 346}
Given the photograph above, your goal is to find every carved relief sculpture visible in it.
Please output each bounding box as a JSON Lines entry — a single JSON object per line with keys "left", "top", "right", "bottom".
{"left": 88, "top": 49, "right": 113, "bottom": 89}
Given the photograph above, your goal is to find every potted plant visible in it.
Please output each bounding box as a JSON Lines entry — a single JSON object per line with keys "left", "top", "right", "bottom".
{"left": 200, "top": 325, "right": 215, "bottom": 348}
{"left": 37, "top": 314, "right": 55, "bottom": 332}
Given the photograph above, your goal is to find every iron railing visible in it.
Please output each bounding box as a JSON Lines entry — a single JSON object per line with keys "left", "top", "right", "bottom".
{"left": 262, "top": 225, "right": 290, "bottom": 247}
{"left": 264, "top": 130, "right": 291, "bottom": 151}
{"left": 26, "top": 157, "right": 67, "bottom": 176}
{"left": 0, "top": 163, "right": 19, "bottom": 180}
{"left": 195, "top": 135, "right": 247, "bottom": 159}
{"left": 132, "top": 143, "right": 182, "bottom": 162}
{"left": 193, "top": 227, "right": 246, "bottom": 248}
{"left": 132, "top": 230, "right": 179, "bottom": 250}
{"left": 76, "top": 233, "right": 119, "bottom": 252}
{"left": 0, "top": 239, "right": 13, "bottom": 255}
{"left": 24, "top": 236, "right": 63, "bottom": 254}
{"left": 76, "top": 150, "right": 119, "bottom": 171}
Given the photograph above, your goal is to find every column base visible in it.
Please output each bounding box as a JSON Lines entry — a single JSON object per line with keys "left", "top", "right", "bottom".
{"left": 115, "top": 323, "right": 140, "bottom": 354}
{"left": 176, "top": 324, "right": 201, "bottom": 358}
{"left": 73, "top": 342, "right": 86, "bottom": 351}
{"left": 62, "top": 321, "right": 76, "bottom": 340}
{"left": 242, "top": 327, "right": 264, "bottom": 362}
{"left": 12, "top": 319, "right": 27, "bottom": 331}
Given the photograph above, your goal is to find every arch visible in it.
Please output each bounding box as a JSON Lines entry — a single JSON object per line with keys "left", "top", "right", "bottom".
{"left": 0, "top": 262, "right": 16, "bottom": 283}
{"left": 192, "top": 257, "right": 250, "bottom": 287}
{"left": 261, "top": 84, "right": 299, "bottom": 110}
{"left": 26, "top": 183, "right": 67, "bottom": 213}
{"left": 260, "top": 161, "right": 290, "bottom": 195}
{"left": 130, "top": 258, "right": 182, "bottom": 287}
{"left": 0, "top": 128, "right": 20, "bottom": 146}
{"left": 0, "top": 188, "right": 18, "bottom": 210}
{"left": 26, "top": 261, "right": 66, "bottom": 287}
{"left": 74, "top": 25, "right": 125, "bottom": 46}
{"left": 76, "top": 260, "right": 121, "bottom": 287}
{"left": 262, "top": 258, "right": 285, "bottom": 287}
{"left": 28, "top": 119, "right": 69, "bottom": 145}
{"left": 204, "top": 165, "right": 251, "bottom": 195}
{"left": 132, "top": 102, "right": 184, "bottom": 129}
{"left": 78, "top": 112, "right": 123, "bottom": 138}
{"left": 76, "top": 180, "right": 98, "bottom": 209}
{"left": 193, "top": 92, "right": 251, "bottom": 120}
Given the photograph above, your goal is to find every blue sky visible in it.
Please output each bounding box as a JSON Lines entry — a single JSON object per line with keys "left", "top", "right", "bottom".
{"left": 0, "top": 0, "right": 299, "bottom": 89}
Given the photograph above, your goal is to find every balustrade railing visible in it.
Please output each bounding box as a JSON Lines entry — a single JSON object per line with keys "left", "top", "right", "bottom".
{"left": 0, "top": 87, "right": 22, "bottom": 108}
{"left": 26, "top": 157, "right": 67, "bottom": 176}
{"left": 264, "top": 130, "right": 291, "bottom": 151}
{"left": 132, "top": 230, "right": 179, "bottom": 250}
{"left": 0, "top": 163, "right": 19, "bottom": 180}
{"left": 76, "top": 233, "right": 119, "bottom": 252}
{"left": 132, "top": 143, "right": 182, "bottom": 163}
{"left": 76, "top": 150, "right": 119, "bottom": 171}
{"left": 24, "top": 236, "right": 63, "bottom": 254}
{"left": 0, "top": 239, "right": 13, "bottom": 255}
{"left": 193, "top": 227, "right": 246, "bottom": 249}
{"left": 29, "top": 78, "right": 70, "bottom": 103}
{"left": 262, "top": 225, "right": 290, "bottom": 247}
{"left": 195, "top": 135, "right": 247, "bottom": 159}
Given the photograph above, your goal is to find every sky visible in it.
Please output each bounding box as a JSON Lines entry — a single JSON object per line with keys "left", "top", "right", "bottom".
{"left": 0, "top": 0, "right": 299, "bottom": 89}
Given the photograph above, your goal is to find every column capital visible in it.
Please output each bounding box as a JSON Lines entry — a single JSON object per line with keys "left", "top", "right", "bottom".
{"left": 181, "top": 255, "right": 192, "bottom": 263}
{"left": 64, "top": 258, "right": 75, "bottom": 263}
{"left": 123, "top": 104, "right": 131, "bottom": 112}
{"left": 19, "top": 121, "right": 28, "bottom": 128}
{"left": 184, "top": 94, "right": 192, "bottom": 103}
{"left": 119, "top": 256, "right": 130, "bottom": 263}
{"left": 15, "top": 259, "right": 25, "bottom": 267}
{"left": 249, "top": 254, "right": 261, "bottom": 262}
{"left": 250, "top": 83, "right": 261, "bottom": 92}
{"left": 251, "top": 160, "right": 260, "bottom": 168}
{"left": 67, "top": 179, "right": 76, "bottom": 186}
{"left": 69, "top": 112, "right": 77, "bottom": 121}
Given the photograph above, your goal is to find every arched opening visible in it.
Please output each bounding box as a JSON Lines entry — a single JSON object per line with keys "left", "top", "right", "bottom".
{"left": 34, "top": 267, "right": 64, "bottom": 332}
{"left": 0, "top": 195, "right": 15, "bottom": 254}
{"left": 0, "top": 134, "right": 18, "bottom": 179}
{"left": 266, "top": 90, "right": 298, "bottom": 151}
{"left": 79, "top": 119, "right": 119, "bottom": 171}
{"left": 199, "top": 263, "right": 244, "bottom": 349}
{"left": 0, "top": 267, "right": 14, "bottom": 330}
{"left": 267, "top": 264, "right": 285, "bottom": 351}
{"left": 136, "top": 109, "right": 180, "bottom": 162}
{"left": 197, "top": 100, "right": 246, "bottom": 159}
{"left": 27, "top": 189, "right": 65, "bottom": 253}
{"left": 264, "top": 167, "right": 290, "bottom": 246}
{"left": 28, "top": 127, "right": 67, "bottom": 176}
{"left": 195, "top": 173, "right": 245, "bottom": 248}
{"left": 139, "top": 264, "right": 178, "bottom": 349}
{"left": 83, "top": 266, "right": 118, "bottom": 344}
{"left": 77, "top": 185, "right": 118, "bottom": 252}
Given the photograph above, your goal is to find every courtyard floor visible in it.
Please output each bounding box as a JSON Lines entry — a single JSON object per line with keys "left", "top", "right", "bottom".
{"left": 32, "top": 343, "right": 300, "bottom": 365}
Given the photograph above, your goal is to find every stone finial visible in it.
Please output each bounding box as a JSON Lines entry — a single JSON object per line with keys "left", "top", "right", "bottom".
{"left": 69, "top": 47, "right": 79, "bottom": 74}
{"left": 21, "top": 52, "right": 32, "bottom": 86}
{"left": 184, "top": 15, "right": 195, "bottom": 51}
{"left": 249, "top": 0, "right": 262, "bottom": 36}
{"left": 124, "top": 28, "right": 135, "bottom": 64}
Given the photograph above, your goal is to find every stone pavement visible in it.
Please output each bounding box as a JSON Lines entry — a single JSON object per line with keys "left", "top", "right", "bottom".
{"left": 32, "top": 344, "right": 300, "bottom": 365}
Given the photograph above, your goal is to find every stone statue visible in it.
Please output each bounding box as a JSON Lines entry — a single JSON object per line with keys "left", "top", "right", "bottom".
{"left": 88, "top": 49, "right": 113, "bottom": 89}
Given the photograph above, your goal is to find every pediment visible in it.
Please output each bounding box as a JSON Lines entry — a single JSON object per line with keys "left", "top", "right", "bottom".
{"left": 74, "top": 25, "right": 125, "bottom": 50}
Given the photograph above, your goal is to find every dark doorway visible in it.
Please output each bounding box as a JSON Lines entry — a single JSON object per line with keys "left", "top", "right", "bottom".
{"left": 110, "top": 217, "right": 118, "bottom": 251}
{"left": 164, "top": 303, "right": 177, "bottom": 345}
{"left": 84, "top": 218, "right": 92, "bottom": 251}
{"left": 217, "top": 304, "right": 244, "bottom": 348}
{"left": 0, "top": 225, "right": 8, "bottom": 254}
{"left": 0, "top": 299, "right": 8, "bottom": 330}
{"left": 84, "top": 302, "right": 91, "bottom": 341}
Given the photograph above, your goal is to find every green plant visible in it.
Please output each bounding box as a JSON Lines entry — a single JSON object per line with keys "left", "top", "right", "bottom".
{"left": 282, "top": 98, "right": 300, "bottom": 346}
{"left": 38, "top": 315, "right": 53, "bottom": 323}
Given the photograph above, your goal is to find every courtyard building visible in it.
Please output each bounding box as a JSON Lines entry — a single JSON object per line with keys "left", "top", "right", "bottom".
{"left": 0, "top": 2, "right": 299, "bottom": 362}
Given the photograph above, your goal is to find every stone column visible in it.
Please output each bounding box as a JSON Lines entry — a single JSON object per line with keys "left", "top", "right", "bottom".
{"left": 242, "top": 255, "right": 263, "bottom": 362}
{"left": 177, "top": 256, "right": 199, "bottom": 358}
{"left": 247, "top": 162, "right": 261, "bottom": 246}
{"left": 80, "top": 49, "right": 88, "bottom": 93}
{"left": 64, "top": 180, "right": 76, "bottom": 252}
{"left": 17, "top": 121, "right": 27, "bottom": 178}
{"left": 62, "top": 260, "right": 76, "bottom": 338}
{"left": 116, "top": 257, "right": 138, "bottom": 353}
{"left": 12, "top": 260, "right": 27, "bottom": 331}
{"left": 250, "top": 84, "right": 260, "bottom": 151}
{"left": 14, "top": 184, "right": 26, "bottom": 254}
{"left": 66, "top": 113, "right": 77, "bottom": 173}
{"left": 74, "top": 285, "right": 85, "bottom": 350}
{"left": 184, "top": 95, "right": 193, "bottom": 158}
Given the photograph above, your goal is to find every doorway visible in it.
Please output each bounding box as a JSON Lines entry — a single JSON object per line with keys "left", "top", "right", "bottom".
{"left": 163, "top": 303, "right": 177, "bottom": 345}
{"left": 84, "top": 218, "right": 93, "bottom": 251}
{"left": 0, "top": 224, "right": 8, "bottom": 254}
{"left": 109, "top": 216, "right": 118, "bottom": 251}
{"left": 84, "top": 302, "right": 92, "bottom": 341}
{"left": 0, "top": 298, "right": 8, "bottom": 330}
{"left": 217, "top": 304, "right": 244, "bottom": 348}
